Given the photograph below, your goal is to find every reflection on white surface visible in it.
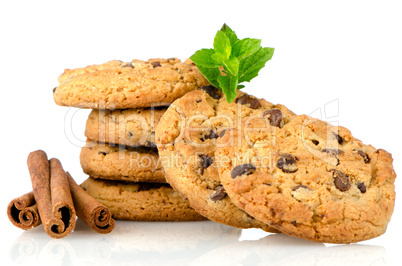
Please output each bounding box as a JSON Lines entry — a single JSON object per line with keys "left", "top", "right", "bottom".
{"left": 193, "top": 232, "right": 390, "bottom": 266}
{"left": 10, "top": 220, "right": 240, "bottom": 265}
{"left": 9, "top": 220, "right": 390, "bottom": 266}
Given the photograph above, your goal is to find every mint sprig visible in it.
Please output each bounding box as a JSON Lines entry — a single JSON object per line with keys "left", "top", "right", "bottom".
{"left": 190, "top": 24, "right": 274, "bottom": 103}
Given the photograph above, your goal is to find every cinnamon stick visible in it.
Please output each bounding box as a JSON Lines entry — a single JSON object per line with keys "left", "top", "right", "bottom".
{"left": 7, "top": 192, "right": 41, "bottom": 230}
{"left": 49, "top": 158, "right": 76, "bottom": 235}
{"left": 66, "top": 172, "right": 115, "bottom": 234}
{"left": 27, "top": 150, "right": 76, "bottom": 238}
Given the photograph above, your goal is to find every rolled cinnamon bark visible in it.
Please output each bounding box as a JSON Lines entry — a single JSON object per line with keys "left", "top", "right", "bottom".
{"left": 49, "top": 158, "right": 76, "bottom": 236}
{"left": 66, "top": 172, "right": 115, "bottom": 234}
{"left": 7, "top": 192, "right": 41, "bottom": 230}
{"left": 27, "top": 150, "right": 76, "bottom": 238}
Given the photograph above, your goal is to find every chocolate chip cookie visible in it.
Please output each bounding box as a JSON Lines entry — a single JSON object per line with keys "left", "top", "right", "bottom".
{"left": 155, "top": 87, "right": 295, "bottom": 231}
{"left": 53, "top": 58, "right": 209, "bottom": 109}
{"left": 81, "top": 177, "right": 206, "bottom": 221}
{"left": 85, "top": 107, "right": 166, "bottom": 147}
{"left": 80, "top": 140, "right": 164, "bottom": 183}
{"left": 216, "top": 114, "right": 396, "bottom": 243}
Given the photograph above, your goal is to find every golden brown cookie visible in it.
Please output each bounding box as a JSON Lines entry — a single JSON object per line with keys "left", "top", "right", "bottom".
{"left": 80, "top": 140, "right": 164, "bottom": 183}
{"left": 216, "top": 114, "right": 396, "bottom": 243}
{"left": 53, "top": 58, "right": 209, "bottom": 109}
{"left": 156, "top": 87, "right": 295, "bottom": 232}
{"left": 81, "top": 177, "right": 206, "bottom": 221}
{"left": 85, "top": 108, "right": 166, "bottom": 147}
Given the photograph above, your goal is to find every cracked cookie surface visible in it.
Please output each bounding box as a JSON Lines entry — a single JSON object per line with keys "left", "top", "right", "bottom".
{"left": 155, "top": 88, "right": 295, "bottom": 232}
{"left": 81, "top": 177, "right": 206, "bottom": 221}
{"left": 216, "top": 114, "right": 396, "bottom": 243}
{"left": 80, "top": 140, "right": 164, "bottom": 183}
{"left": 53, "top": 58, "right": 209, "bottom": 109}
{"left": 85, "top": 108, "right": 166, "bottom": 147}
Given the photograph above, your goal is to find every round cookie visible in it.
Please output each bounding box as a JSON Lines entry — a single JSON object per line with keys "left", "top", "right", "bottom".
{"left": 53, "top": 58, "right": 209, "bottom": 109}
{"left": 80, "top": 177, "right": 206, "bottom": 221}
{"left": 80, "top": 140, "right": 165, "bottom": 183}
{"left": 156, "top": 88, "right": 295, "bottom": 232}
{"left": 85, "top": 107, "right": 166, "bottom": 147}
{"left": 216, "top": 114, "right": 396, "bottom": 243}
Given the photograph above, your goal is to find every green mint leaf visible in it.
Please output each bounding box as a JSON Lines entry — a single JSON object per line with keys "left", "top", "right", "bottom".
{"left": 211, "top": 52, "right": 227, "bottom": 64}
{"left": 238, "top": 47, "right": 275, "bottom": 83}
{"left": 190, "top": 24, "right": 275, "bottom": 103}
{"left": 213, "top": 31, "right": 231, "bottom": 60}
{"left": 196, "top": 65, "right": 220, "bottom": 88}
{"left": 190, "top": 49, "right": 220, "bottom": 68}
{"left": 223, "top": 57, "right": 239, "bottom": 76}
{"left": 232, "top": 38, "right": 262, "bottom": 61}
{"left": 220, "top": 24, "right": 239, "bottom": 47}
{"left": 218, "top": 74, "right": 238, "bottom": 103}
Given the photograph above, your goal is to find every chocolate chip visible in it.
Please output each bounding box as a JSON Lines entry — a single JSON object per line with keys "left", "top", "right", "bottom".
{"left": 231, "top": 164, "right": 256, "bottom": 178}
{"left": 210, "top": 186, "right": 227, "bottom": 202}
{"left": 219, "top": 129, "right": 227, "bottom": 138}
{"left": 98, "top": 151, "right": 107, "bottom": 156}
{"left": 334, "top": 133, "right": 344, "bottom": 144}
{"left": 235, "top": 95, "right": 261, "bottom": 109}
{"left": 200, "top": 85, "right": 222, "bottom": 100}
{"left": 203, "top": 130, "right": 217, "bottom": 140}
{"left": 321, "top": 149, "right": 344, "bottom": 156}
{"left": 262, "top": 109, "right": 283, "bottom": 127}
{"left": 292, "top": 185, "right": 309, "bottom": 191}
{"left": 277, "top": 153, "right": 298, "bottom": 173}
{"left": 151, "top": 61, "right": 161, "bottom": 68}
{"left": 200, "top": 155, "right": 213, "bottom": 168}
{"left": 357, "top": 182, "right": 367, "bottom": 193}
{"left": 200, "top": 155, "right": 213, "bottom": 175}
{"left": 127, "top": 132, "right": 134, "bottom": 138}
{"left": 196, "top": 99, "right": 202, "bottom": 103}
{"left": 53, "top": 87, "right": 57, "bottom": 93}
{"left": 312, "top": 140, "right": 319, "bottom": 145}
{"left": 357, "top": 150, "right": 370, "bottom": 164}
{"left": 329, "top": 169, "right": 351, "bottom": 192}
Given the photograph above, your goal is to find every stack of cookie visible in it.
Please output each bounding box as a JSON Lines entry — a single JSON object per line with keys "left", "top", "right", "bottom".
{"left": 53, "top": 58, "right": 209, "bottom": 222}
{"left": 53, "top": 57, "right": 396, "bottom": 244}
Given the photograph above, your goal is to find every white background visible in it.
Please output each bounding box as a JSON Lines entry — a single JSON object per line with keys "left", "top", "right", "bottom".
{"left": 1, "top": 0, "right": 401, "bottom": 265}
